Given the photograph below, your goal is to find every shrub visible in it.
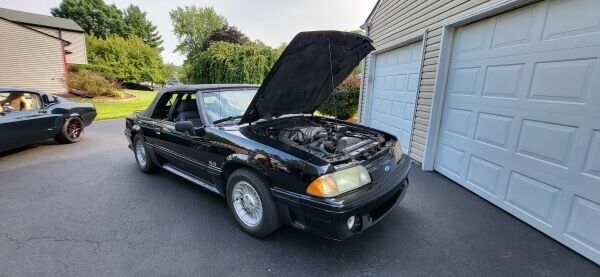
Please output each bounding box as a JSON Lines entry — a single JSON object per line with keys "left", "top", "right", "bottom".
{"left": 67, "top": 71, "right": 122, "bottom": 98}
{"left": 70, "top": 63, "right": 115, "bottom": 77}
{"left": 86, "top": 34, "right": 167, "bottom": 84}
{"left": 121, "top": 82, "right": 153, "bottom": 91}
{"left": 317, "top": 75, "right": 361, "bottom": 120}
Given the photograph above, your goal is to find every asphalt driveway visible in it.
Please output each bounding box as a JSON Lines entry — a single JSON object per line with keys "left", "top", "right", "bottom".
{"left": 0, "top": 120, "right": 598, "bottom": 276}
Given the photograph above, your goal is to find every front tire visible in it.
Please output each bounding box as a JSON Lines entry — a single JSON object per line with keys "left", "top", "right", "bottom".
{"left": 226, "top": 168, "right": 281, "bottom": 237}
{"left": 133, "top": 135, "right": 158, "bottom": 173}
{"left": 54, "top": 117, "right": 85, "bottom": 144}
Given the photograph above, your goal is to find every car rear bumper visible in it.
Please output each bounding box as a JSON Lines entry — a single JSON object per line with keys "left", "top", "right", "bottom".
{"left": 271, "top": 155, "right": 410, "bottom": 240}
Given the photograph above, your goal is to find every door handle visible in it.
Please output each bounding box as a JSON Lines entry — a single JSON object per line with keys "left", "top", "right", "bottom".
{"left": 154, "top": 127, "right": 162, "bottom": 134}
{"left": 38, "top": 110, "right": 47, "bottom": 114}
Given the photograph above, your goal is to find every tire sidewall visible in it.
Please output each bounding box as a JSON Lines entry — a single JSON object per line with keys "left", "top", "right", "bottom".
{"left": 133, "top": 135, "right": 153, "bottom": 173}
{"left": 226, "top": 169, "right": 280, "bottom": 236}
{"left": 61, "top": 117, "right": 84, "bottom": 143}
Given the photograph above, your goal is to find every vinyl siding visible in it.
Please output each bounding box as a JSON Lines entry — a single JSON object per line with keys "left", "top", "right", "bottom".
{"left": 0, "top": 18, "right": 67, "bottom": 94}
{"left": 359, "top": 0, "right": 506, "bottom": 163}
{"left": 29, "top": 26, "right": 87, "bottom": 64}
{"left": 61, "top": 30, "right": 87, "bottom": 64}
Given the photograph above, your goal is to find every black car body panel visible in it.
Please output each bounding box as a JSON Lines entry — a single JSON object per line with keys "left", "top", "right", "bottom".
{"left": 0, "top": 86, "right": 96, "bottom": 152}
{"left": 125, "top": 31, "right": 409, "bottom": 239}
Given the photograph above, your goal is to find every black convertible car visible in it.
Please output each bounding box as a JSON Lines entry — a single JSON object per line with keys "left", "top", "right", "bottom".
{"left": 0, "top": 87, "right": 96, "bottom": 152}
{"left": 125, "top": 31, "right": 410, "bottom": 240}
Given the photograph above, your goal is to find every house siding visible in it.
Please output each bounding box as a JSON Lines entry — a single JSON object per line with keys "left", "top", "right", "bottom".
{"left": 0, "top": 18, "right": 67, "bottom": 94}
{"left": 360, "top": 0, "right": 507, "bottom": 163}
{"left": 29, "top": 26, "right": 87, "bottom": 64}
{"left": 61, "top": 30, "right": 87, "bottom": 64}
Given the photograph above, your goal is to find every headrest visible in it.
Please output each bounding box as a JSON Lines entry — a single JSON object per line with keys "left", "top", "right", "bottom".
{"left": 177, "top": 99, "right": 197, "bottom": 112}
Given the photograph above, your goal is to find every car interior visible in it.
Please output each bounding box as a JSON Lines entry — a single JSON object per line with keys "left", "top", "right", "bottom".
{"left": 0, "top": 92, "right": 42, "bottom": 113}
{"left": 155, "top": 92, "right": 202, "bottom": 127}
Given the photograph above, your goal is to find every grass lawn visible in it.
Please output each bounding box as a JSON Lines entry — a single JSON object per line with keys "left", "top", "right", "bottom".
{"left": 72, "top": 89, "right": 157, "bottom": 120}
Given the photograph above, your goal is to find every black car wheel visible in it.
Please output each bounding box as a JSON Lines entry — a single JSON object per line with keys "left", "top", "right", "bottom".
{"left": 226, "top": 168, "right": 281, "bottom": 237}
{"left": 133, "top": 135, "right": 158, "bottom": 173}
{"left": 54, "top": 117, "right": 85, "bottom": 144}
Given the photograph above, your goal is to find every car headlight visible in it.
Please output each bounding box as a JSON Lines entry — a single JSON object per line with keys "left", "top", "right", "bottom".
{"left": 392, "top": 140, "right": 403, "bottom": 158}
{"left": 306, "top": 165, "right": 372, "bottom": 197}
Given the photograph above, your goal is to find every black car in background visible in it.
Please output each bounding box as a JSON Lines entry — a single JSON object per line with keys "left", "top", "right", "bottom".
{"left": 125, "top": 31, "right": 410, "bottom": 240}
{"left": 0, "top": 87, "right": 96, "bottom": 152}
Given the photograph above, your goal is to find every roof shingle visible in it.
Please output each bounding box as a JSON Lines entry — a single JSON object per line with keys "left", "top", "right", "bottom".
{"left": 0, "top": 7, "right": 84, "bottom": 32}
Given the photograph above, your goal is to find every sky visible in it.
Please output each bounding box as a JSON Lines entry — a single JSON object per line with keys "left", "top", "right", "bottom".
{"left": 0, "top": 0, "right": 378, "bottom": 65}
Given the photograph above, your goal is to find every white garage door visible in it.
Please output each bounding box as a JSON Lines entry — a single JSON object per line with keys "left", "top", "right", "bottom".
{"left": 435, "top": 0, "right": 600, "bottom": 263}
{"left": 368, "top": 41, "right": 422, "bottom": 154}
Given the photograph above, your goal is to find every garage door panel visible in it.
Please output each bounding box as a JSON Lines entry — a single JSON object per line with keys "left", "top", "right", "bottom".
{"left": 368, "top": 41, "right": 422, "bottom": 153}
{"left": 466, "top": 155, "right": 504, "bottom": 197}
{"left": 453, "top": 1, "right": 600, "bottom": 63}
{"left": 505, "top": 171, "right": 561, "bottom": 227}
{"left": 542, "top": 0, "right": 600, "bottom": 41}
{"left": 583, "top": 130, "right": 600, "bottom": 180}
{"left": 435, "top": 0, "right": 600, "bottom": 263}
{"left": 564, "top": 196, "right": 600, "bottom": 254}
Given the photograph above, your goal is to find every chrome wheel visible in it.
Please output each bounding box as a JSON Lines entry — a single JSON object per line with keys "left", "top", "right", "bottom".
{"left": 135, "top": 140, "right": 147, "bottom": 167}
{"left": 232, "top": 181, "right": 263, "bottom": 227}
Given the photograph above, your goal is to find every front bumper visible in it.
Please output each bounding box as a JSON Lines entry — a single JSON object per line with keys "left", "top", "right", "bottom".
{"left": 272, "top": 155, "right": 410, "bottom": 240}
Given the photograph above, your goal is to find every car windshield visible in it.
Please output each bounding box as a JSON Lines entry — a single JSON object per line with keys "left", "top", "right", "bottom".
{"left": 203, "top": 89, "right": 257, "bottom": 124}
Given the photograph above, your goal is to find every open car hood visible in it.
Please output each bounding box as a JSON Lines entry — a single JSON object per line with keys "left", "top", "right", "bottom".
{"left": 239, "top": 31, "right": 374, "bottom": 125}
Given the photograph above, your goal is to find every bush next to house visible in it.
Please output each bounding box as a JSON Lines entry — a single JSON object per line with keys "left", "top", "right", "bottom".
{"left": 67, "top": 71, "right": 122, "bottom": 98}
{"left": 70, "top": 63, "right": 116, "bottom": 78}
{"left": 86, "top": 34, "right": 167, "bottom": 84}
{"left": 317, "top": 75, "right": 361, "bottom": 120}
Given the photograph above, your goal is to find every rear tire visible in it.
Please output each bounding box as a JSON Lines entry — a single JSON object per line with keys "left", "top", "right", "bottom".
{"left": 54, "top": 117, "right": 85, "bottom": 144}
{"left": 133, "top": 135, "right": 158, "bottom": 173}
{"left": 226, "top": 168, "right": 281, "bottom": 237}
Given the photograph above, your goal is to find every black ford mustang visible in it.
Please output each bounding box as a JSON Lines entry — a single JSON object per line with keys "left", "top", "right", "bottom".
{"left": 125, "top": 31, "right": 410, "bottom": 240}
{"left": 0, "top": 87, "right": 96, "bottom": 152}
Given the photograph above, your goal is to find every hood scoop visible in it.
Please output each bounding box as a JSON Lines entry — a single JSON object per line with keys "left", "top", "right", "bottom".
{"left": 239, "top": 31, "right": 374, "bottom": 124}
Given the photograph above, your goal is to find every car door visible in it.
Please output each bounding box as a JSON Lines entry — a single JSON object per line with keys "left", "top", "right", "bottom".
{"left": 0, "top": 92, "right": 57, "bottom": 150}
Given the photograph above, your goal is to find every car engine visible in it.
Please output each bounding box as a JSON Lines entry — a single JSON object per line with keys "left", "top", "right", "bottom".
{"left": 252, "top": 117, "right": 390, "bottom": 165}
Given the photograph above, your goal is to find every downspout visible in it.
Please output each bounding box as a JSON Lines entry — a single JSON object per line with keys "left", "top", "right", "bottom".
{"left": 357, "top": 22, "right": 371, "bottom": 125}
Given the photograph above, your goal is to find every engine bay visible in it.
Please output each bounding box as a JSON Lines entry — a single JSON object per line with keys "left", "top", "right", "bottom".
{"left": 251, "top": 117, "right": 392, "bottom": 165}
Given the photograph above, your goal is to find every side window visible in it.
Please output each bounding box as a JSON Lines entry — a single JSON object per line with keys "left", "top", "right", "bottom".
{"left": 152, "top": 93, "right": 178, "bottom": 120}
{"left": 0, "top": 92, "right": 42, "bottom": 113}
{"left": 152, "top": 92, "right": 199, "bottom": 125}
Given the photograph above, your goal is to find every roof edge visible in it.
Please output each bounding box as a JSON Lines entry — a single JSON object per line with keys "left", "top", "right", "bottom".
{"left": 364, "top": 0, "right": 383, "bottom": 25}
{"left": 0, "top": 17, "right": 71, "bottom": 45}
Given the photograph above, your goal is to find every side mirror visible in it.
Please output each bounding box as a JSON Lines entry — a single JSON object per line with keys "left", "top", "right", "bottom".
{"left": 175, "top": 121, "right": 196, "bottom": 135}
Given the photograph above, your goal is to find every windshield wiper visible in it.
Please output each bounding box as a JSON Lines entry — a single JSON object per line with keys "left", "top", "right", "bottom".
{"left": 213, "top": 115, "right": 243, "bottom": 124}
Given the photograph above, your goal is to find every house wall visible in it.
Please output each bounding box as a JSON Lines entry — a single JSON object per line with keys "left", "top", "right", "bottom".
{"left": 359, "top": 0, "right": 510, "bottom": 163}
{"left": 29, "top": 26, "right": 87, "bottom": 64}
{"left": 0, "top": 18, "right": 67, "bottom": 94}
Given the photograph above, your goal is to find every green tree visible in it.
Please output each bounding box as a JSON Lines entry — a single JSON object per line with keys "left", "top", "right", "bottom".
{"left": 187, "top": 41, "right": 281, "bottom": 84}
{"left": 203, "top": 25, "right": 249, "bottom": 49}
{"left": 164, "top": 63, "right": 188, "bottom": 83}
{"left": 169, "top": 6, "right": 228, "bottom": 56}
{"left": 86, "top": 35, "right": 166, "bottom": 84}
{"left": 51, "top": 0, "right": 129, "bottom": 38}
{"left": 123, "top": 5, "right": 163, "bottom": 50}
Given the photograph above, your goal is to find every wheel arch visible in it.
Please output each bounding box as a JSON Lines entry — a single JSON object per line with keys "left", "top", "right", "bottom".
{"left": 219, "top": 153, "right": 273, "bottom": 193}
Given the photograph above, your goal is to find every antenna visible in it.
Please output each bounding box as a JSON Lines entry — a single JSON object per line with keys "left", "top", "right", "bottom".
{"left": 327, "top": 39, "right": 337, "bottom": 121}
